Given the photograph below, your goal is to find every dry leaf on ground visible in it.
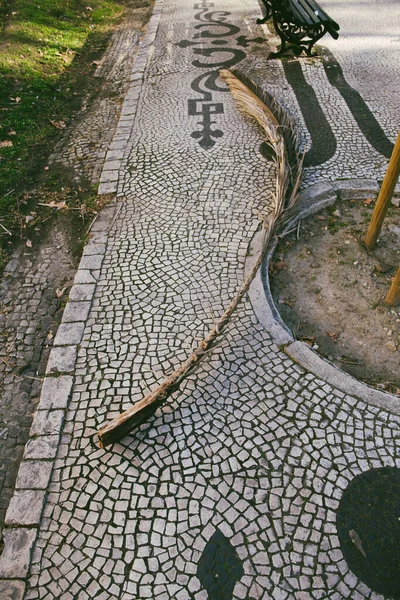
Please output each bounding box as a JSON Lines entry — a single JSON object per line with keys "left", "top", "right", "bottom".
{"left": 326, "top": 331, "right": 340, "bottom": 342}
{"left": 0, "top": 140, "right": 13, "bottom": 147}
{"left": 49, "top": 120, "right": 67, "bottom": 130}
{"left": 56, "top": 287, "right": 66, "bottom": 298}
{"left": 38, "top": 200, "right": 68, "bottom": 210}
{"left": 269, "top": 261, "right": 287, "bottom": 274}
{"left": 349, "top": 529, "right": 367, "bottom": 558}
{"left": 301, "top": 336, "right": 315, "bottom": 347}
{"left": 26, "top": 239, "right": 32, "bottom": 247}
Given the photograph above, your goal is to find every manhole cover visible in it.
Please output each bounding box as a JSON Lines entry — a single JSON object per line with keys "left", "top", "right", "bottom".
{"left": 337, "top": 467, "right": 400, "bottom": 598}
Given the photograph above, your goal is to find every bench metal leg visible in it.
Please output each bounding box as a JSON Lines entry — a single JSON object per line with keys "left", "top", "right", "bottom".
{"left": 256, "top": 0, "right": 273, "bottom": 24}
{"left": 269, "top": 16, "right": 328, "bottom": 58}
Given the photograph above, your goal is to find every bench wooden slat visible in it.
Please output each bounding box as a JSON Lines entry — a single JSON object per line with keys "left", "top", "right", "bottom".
{"left": 287, "top": 0, "right": 314, "bottom": 26}
{"left": 302, "top": 0, "right": 339, "bottom": 29}
{"left": 287, "top": 0, "right": 340, "bottom": 30}
{"left": 291, "top": 0, "right": 320, "bottom": 25}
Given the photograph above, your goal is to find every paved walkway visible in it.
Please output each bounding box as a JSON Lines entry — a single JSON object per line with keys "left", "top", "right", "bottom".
{"left": 0, "top": 0, "right": 399, "bottom": 598}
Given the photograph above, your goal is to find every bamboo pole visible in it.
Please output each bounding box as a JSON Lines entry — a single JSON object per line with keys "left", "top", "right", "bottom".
{"left": 365, "top": 132, "right": 400, "bottom": 250}
{"left": 385, "top": 266, "right": 400, "bottom": 307}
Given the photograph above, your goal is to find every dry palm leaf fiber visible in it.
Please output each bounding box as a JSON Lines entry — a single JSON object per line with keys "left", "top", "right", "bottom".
{"left": 97, "top": 69, "right": 302, "bottom": 448}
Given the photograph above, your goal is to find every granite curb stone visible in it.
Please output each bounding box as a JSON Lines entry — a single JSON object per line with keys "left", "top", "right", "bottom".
{"left": 0, "top": 528, "right": 37, "bottom": 577}
{"left": 29, "top": 410, "right": 65, "bottom": 438}
{"left": 61, "top": 301, "right": 92, "bottom": 323}
{"left": 38, "top": 376, "right": 73, "bottom": 410}
{"left": 4, "top": 491, "right": 46, "bottom": 527}
{"left": 68, "top": 284, "right": 96, "bottom": 302}
{"left": 15, "top": 462, "right": 53, "bottom": 491}
{"left": 23, "top": 436, "right": 60, "bottom": 461}
{"left": 0, "top": 580, "right": 26, "bottom": 600}
{"left": 53, "top": 323, "right": 85, "bottom": 347}
{"left": 45, "top": 346, "right": 77, "bottom": 374}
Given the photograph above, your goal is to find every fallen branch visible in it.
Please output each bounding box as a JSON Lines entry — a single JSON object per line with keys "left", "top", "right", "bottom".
{"left": 97, "top": 69, "right": 302, "bottom": 448}
{"left": 99, "top": 226, "right": 272, "bottom": 447}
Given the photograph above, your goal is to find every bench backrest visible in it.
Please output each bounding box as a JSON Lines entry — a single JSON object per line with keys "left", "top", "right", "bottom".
{"left": 283, "top": 0, "right": 340, "bottom": 31}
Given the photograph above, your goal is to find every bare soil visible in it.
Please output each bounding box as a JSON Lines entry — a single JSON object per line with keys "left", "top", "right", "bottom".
{"left": 270, "top": 197, "right": 400, "bottom": 393}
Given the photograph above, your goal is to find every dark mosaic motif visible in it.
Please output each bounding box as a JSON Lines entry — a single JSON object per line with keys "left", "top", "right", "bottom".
{"left": 177, "top": 0, "right": 264, "bottom": 149}
{"left": 337, "top": 467, "right": 400, "bottom": 599}
{"left": 197, "top": 529, "right": 244, "bottom": 599}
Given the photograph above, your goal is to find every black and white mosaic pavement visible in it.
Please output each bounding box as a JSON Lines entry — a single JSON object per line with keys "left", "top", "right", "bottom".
{"left": 1, "top": 0, "right": 399, "bottom": 598}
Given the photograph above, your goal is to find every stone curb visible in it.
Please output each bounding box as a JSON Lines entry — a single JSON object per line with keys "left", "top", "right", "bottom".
{"left": 98, "top": 0, "right": 165, "bottom": 195}
{"left": 0, "top": 579, "right": 26, "bottom": 600}
{"left": 246, "top": 178, "right": 400, "bottom": 414}
{"left": 0, "top": 202, "right": 119, "bottom": 588}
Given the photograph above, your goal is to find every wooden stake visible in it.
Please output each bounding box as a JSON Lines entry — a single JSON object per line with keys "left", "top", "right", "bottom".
{"left": 385, "top": 266, "right": 400, "bottom": 307}
{"left": 365, "top": 132, "right": 400, "bottom": 250}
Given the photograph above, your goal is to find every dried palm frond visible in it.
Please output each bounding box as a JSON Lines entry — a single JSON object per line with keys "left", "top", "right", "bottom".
{"left": 97, "top": 70, "right": 303, "bottom": 448}
{"left": 220, "top": 68, "right": 302, "bottom": 216}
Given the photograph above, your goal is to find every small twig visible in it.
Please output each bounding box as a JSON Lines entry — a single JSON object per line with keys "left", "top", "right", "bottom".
{"left": 338, "top": 357, "right": 362, "bottom": 365}
{"left": 0, "top": 223, "right": 12, "bottom": 236}
{"left": 297, "top": 220, "right": 301, "bottom": 240}
{"left": 4, "top": 189, "right": 15, "bottom": 198}
{"left": 87, "top": 211, "right": 100, "bottom": 233}
{"left": 278, "top": 226, "right": 297, "bottom": 238}
{"left": 109, "top": 201, "right": 125, "bottom": 232}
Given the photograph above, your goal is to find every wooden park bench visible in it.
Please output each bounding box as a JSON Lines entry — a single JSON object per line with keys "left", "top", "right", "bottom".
{"left": 257, "top": 0, "right": 340, "bottom": 58}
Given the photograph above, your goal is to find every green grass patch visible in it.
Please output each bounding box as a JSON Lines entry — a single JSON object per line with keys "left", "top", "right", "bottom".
{"left": 0, "top": 0, "right": 127, "bottom": 268}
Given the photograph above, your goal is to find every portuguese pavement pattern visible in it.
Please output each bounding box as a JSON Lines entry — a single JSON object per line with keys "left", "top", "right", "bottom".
{"left": 0, "top": 0, "right": 399, "bottom": 598}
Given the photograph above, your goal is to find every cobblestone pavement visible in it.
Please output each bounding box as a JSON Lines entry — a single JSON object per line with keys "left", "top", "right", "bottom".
{"left": 0, "top": 0, "right": 399, "bottom": 598}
